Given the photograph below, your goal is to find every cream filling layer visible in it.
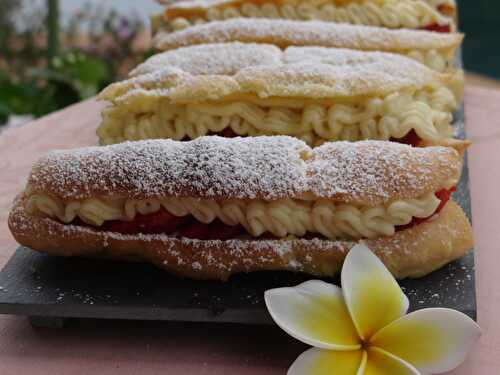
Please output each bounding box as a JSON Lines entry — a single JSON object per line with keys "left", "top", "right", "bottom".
{"left": 165, "top": 0, "right": 454, "bottom": 32}
{"left": 98, "top": 87, "right": 456, "bottom": 146}
{"left": 404, "top": 48, "right": 454, "bottom": 72}
{"left": 25, "top": 192, "right": 442, "bottom": 240}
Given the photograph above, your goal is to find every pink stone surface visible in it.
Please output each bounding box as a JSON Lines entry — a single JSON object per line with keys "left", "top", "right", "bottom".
{"left": 0, "top": 87, "right": 498, "bottom": 374}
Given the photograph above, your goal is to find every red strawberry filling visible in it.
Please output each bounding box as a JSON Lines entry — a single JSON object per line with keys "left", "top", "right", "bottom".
{"left": 391, "top": 130, "right": 422, "bottom": 147}
{"left": 102, "top": 209, "right": 246, "bottom": 239}
{"left": 437, "top": 4, "right": 455, "bottom": 17}
{"left": 211, "top": 128, "right": 423, "bottom": 147}
{"left": 84, "top": 187, "right": 456, "bottom": 239}
{"left": 435, "top": 187, "right": 456, "bottom": 214}
{"left": 102, "top": 209, "right": 189, "bottom": 235}
{"left": 182, "top": 128, "right": 239, "bottom": 141}
{"left": 422, "top": 23, "right": 451, "bottom": 33}
{"left": 217, "top": 127, "right": 238, "bottom": 138}
{"left": 177, "top": 219, "right": 245, "bottom": 240}
{"left": 396, "top": 187, "right": 456, "bottom": 231}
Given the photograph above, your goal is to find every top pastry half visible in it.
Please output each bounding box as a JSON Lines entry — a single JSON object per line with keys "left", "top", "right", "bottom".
{"left": 154, "top": 19, "right": 463, "bottom": 72}
{"left": 98, "top": 43, "right": 465, "bottom": 149}
{"left": 20, "top": 136, "right": 463, "bottom": 241}
{"left": 154, "top": 0, "right": 457, "bottom": 35}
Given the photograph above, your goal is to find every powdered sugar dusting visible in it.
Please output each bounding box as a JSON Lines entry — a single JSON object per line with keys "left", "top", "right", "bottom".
{"left": 154, "top": 18, "right": 462, "bottom": 51}
{"left": 131, "top": 42, "right": 282, "bottom": 77}
{"left": 101, "top": 42, "right": 440, "bottom": 103}
{"left": 308, "top": 141, "right": 461, "bottom": 204}
{"left": 27, "top": 137, "right": 460, "bottom": 205}
{"left": 29, "top": 136, "right": 309, "bottom": 200}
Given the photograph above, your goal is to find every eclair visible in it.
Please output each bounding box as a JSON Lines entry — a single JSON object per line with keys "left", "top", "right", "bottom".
{"left": 157, "top": 0, "right": 457, "bottom": 34}
{"left": 97, "top": 43, "right": 466, "bottom": 149}
{"left": 154, "top": 19, "right": 463, "bottom": 72}
{"left": 9, "top": 136, "right": 473, "bottom": 281}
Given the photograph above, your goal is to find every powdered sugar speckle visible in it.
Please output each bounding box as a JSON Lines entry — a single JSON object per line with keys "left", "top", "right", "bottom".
{"left": 133, "top": 42, "right": 281, "bottom": 77}
{"left": 155, "top": 18, "right": 462, "bottom": 52}
{"left": 27, "top": 137, "right": 461, "bottom": 205}
{"left": 29, "top": 136, "right": 309, "bottom": 201}
{"left": 308, "top": 140, "right": 460, "bottom": 204}
{"left": 100, "top": 42, "right": 441, "bottom": 104}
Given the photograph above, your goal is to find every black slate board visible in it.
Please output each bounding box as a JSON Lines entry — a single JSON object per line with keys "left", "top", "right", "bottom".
{"left": 0, "top": 245, "right": 475, "bottom": 325}
{"left": 0, "top": 65, "right": 475, "bottom": 325}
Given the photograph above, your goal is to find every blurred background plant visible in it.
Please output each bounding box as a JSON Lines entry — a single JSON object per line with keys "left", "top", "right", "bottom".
{"left": 0, "top": 0, "right": 152, "bottom": 126}
{"left": 0, "top": 0, "right": 499, "bottom": 128}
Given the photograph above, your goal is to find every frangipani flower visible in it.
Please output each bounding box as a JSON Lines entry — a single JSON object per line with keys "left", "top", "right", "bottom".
{"left": 265, "top": 244, "right": 480, "bottom": 375}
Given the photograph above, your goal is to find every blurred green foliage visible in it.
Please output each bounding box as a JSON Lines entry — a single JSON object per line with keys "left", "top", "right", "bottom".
{"left": 0, "top": 52, "right": 111, "bottom": 124}
{"left": 0, "top": 1, "right": 149, "bottom": 126}
{"left": 42, "top": 52, "right": 111, "bottom": 99}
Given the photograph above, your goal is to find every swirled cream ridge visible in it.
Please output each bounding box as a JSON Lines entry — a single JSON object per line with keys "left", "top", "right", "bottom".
{"left": 405, "top": 49, "right": 453, "bottom": 72}
{"left": 25, "top": 191, "right": 444, "bottom": 240}
{"left": 163, "top": 0, "right": 455, "bottom": 33}
{"left": 98, "top": 86, "right": 456, "bottom": 146}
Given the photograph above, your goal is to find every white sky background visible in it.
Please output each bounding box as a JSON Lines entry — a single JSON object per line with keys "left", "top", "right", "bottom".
{"left": 20, "top": 0, "right": 163, "bottom": 27}
{"left": 59, "top": 0, "right": 162, "bottom": 21}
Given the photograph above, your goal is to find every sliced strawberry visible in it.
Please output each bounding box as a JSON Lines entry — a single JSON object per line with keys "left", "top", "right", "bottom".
{"left": 396, "top": 217, "right": 425, "bottom": 232}
{"left": 178, "top": 220, "right": 210, "bottom": 239}
{"left": 103, "top": 209, "right": 188, "bottom": 235}
{"left": 435, "top": 187, "right": 456, "bottom": 215}
{"left": 207, "top": 220, "right": 245, "bottom": 240}
{"left": 207, "top": 128, "right": 238, "bottom": 138}
{"left": 396, "top": 187, "right": 456, "bottom": 231}
{"left": 219, "top": 127, "right": 238, "bottom": 138}
{"left": 437, "top": 4, "right": 455, "bottom": 16}
{"left": 422, "top": 23, "right": 451, "bottom": 33}
{"left": 391, "top": 130, "right": 422, "bottom": 147}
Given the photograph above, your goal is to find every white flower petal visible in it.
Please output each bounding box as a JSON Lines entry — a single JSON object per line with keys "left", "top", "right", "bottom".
{"left": 364, "top": 347, "right": 420, "bottom": 375}
{"left": 370, "top": 308, "right": 481, "bottom": 374}
{"left": 341, "top": 244, "right": 409, "bottom": 340}
{"left": 265, "top": 280, "right": 361, "bottom": 350}
{"left": 288, "top": 347, "right": 364, "bottom": 375}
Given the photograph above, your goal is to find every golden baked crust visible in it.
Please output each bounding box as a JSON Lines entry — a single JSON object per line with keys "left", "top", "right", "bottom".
{"left": 154, "top": 18, "right": 463, "bottom": 56}
{"left": 8, "top": 198, "right": 473, "bottom": 280}
{"left": 25, "top": 137, "right": 462, "bottom": 205}
{"left": 99, "top": 43, "right": 462, "bottom": 104}
{"left": 421, "top": 138, "right": 470, "bottom": 156}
